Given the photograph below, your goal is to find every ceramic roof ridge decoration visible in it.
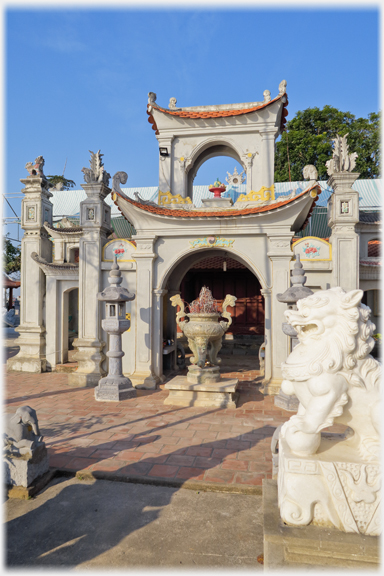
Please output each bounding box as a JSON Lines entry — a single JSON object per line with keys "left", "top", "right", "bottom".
{"left": 112, "top": 182, "right": 321, "bottom": 221}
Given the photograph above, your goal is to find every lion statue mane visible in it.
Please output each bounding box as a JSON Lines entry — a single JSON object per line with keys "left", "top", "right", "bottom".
{"left": 280, "top": 287, "right": 381, "bottom": 461}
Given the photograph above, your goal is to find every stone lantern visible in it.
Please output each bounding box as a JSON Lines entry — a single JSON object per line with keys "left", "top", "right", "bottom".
{"left": 274, "top": 254, "right": 313, "bottom": 411}
{"left": 94, "top": 256, "right": 136, "bottom": 402}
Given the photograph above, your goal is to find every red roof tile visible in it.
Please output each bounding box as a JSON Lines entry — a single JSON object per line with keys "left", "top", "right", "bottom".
{"left": 112, "top": 184, "right": 320, "bottom": 222}
{"left": 147, "top": 94, "right": 288, "bottom": 135}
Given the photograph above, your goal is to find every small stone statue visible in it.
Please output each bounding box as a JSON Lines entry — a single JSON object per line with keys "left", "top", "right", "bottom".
{"left": 4, "top": 406, "right": 49, "bottom": 489}
{"left": 326, "top": 133, "right": 358, "bottom": 176}
{"left": 302, "top": 164, "right": 318, "bottom": 182}
{"left": 4, "top": 406, "right": 43, "bottom": 456}
{"left": 25, "top": 156, "right": 45, "bottom": 178}
{"left": 169, "top": 97, "right": 177, "bottom": 109}
{"left": 263, "top": 90, "right": 271, "bottom": 102}
{"left": 278, "top": 79, "right": 287, "bottom": 95}
{"left": 148, "top": 92, "right": 157, "bottom": 105}
{"left": 82, "top": 150, "right": 111, "bottom": 186}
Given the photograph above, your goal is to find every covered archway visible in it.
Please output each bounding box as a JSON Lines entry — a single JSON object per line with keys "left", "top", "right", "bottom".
{"left": 160, "top": 247, "right": 265, "bottom": 377}
{"left": 187, "top": 141, "right": 245, "bottom": 200}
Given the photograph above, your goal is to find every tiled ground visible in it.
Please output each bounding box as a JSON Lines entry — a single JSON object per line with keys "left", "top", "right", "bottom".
{"left": 4, "top": 359, "right": 291, "bottom": 491}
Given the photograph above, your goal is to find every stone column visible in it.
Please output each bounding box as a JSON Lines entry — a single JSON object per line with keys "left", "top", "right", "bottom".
{"left": 129, "top": 236, "right": 159, "bottom": 389}
{"left": 8, "top": 158, "right": 53, "bottom": 373}
{"left": 259, "top": 130, "right": 276, "bottom": 190}
{"left": 68, "top": 152, "right": 112, "bottom": 387}
{"left": 260, "top": 288, "right": 272, "bottom": 385}
{"left": 153, "top": 288, "right": 168, "bottom": 381}
{"left": 328, "top": 172, "right": 360, "bottom": 291}
{"left": 158, "top": 137, "right": 174, "bottom": 194}
{"left": 263, "top": 233, "right": 293, "bottom": 394}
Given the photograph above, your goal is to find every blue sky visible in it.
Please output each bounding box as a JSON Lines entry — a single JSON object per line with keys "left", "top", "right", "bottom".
{"left": 4, "top": 6, "right": 380, "bottom": 242}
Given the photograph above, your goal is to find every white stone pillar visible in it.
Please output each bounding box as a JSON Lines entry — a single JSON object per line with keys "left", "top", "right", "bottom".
{"left": 68, "top": 180, "right": 112, "bottom": 387}
{"left": 260, "top": 288, "right": 272, "bottom": 385}
{"left": 327, "top": 172, "right": 360, "bottom": 291}
{"left": 158, "top": 137, "right": 174, "bottom": 193}
{"left": 153, "top": 288, "right": 168, "bottom": 380}
{"left": 263, "top": 234, "right": 293, "bottom": 394}
{"left": 129, "top": 236, "right": 159, "bottom": 389}
{"left": 8, "top": 169, "right": 53, "bottom": 373}
{"left": 259, "top": 130, "right": 276, "bottom": 190}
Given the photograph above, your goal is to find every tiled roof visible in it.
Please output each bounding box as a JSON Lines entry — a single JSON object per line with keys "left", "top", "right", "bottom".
{"left": 360, "top": 259, "right": 381, "bottom": 267}
{"left": 147, "top": 94, "right": 289, "bottom": 135}
{"left": 113, "top": 183, "right": 320, "bottom": 220}
{"left": 368, "top": 239, "right": 381, "bottom": 257}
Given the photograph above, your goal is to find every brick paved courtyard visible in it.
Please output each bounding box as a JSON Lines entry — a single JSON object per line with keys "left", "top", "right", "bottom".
{"left": 4, "top": 358, "right": 291, "bottom": 492}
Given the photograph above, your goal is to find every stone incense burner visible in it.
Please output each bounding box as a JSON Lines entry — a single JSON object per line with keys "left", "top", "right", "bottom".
{"left": 170, "top": 287, "right": 236, "bottom": 384}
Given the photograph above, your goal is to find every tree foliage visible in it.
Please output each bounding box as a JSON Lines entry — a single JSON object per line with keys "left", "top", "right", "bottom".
{"left": 3, "top": 234, "right": 21, "bottom": 274}
{"left": 274, "top": 106, "right": 381, "bottom": 181}
{"left": 46, "top": 175, "right": 76, "bottom": 190}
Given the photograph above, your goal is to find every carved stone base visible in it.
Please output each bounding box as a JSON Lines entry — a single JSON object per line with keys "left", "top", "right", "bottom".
{"left": 67, "top": 338, "right": 106, "bottom": 388}
{"left": 263, "top": 479, "right": 380, "bottom": 569}
{"left": 164, "top": 375, "right": 239, "bottom": 408}
{"left": 278, "top": 436, "right": 381, "bottom": 536}
{"left": 129, "top": 371, "right": 159, "bottom": 390}
{"left": 274, "top": 390, "right": 299, "bottom": 412}
{"left": 4, "top": 444, "right": 49, "bottom": 489}
{"left": 187, "top": 365, "right": 220, "bottom": 384}
{"left": 260, "top": 378, "right": 282, "bottom": 396}
{"left": 7, "top": 326, "right": 46, "bottom": 373}
{"left": 94, "top": 375, "right": 136, "bottom": 402}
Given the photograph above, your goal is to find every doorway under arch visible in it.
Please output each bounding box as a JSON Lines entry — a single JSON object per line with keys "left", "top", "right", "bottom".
{"left": 161, "top": 249, "right": 265, "bottom": 376}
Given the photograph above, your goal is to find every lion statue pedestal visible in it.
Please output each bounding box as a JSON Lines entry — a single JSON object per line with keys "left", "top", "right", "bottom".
{"left": 275, "top": 287, "right": 381, "bottom": 536}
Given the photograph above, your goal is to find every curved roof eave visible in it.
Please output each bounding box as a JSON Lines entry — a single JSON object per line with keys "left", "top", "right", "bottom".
{"left": 147, "top": 93, "right": 289, "bottom": 135}
{"left": 112, "top": 184, "right": 321, "bottom": 233}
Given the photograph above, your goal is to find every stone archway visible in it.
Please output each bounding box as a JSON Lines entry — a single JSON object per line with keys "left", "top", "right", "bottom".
{"left": 186, "top": 140, "right": 245, "bottom": 200}
{"left": 158, "top": 247, "right": 266, "bottom": 378}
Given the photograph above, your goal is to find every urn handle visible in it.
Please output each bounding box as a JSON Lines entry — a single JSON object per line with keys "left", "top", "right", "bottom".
{"left": 220, "top": 294, "right": 237, "bottom": 332}
{"left": 170, "top": 294, "right": 188, "bottom": 327}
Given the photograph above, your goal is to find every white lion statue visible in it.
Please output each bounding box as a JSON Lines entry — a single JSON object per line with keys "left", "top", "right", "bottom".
{"left": 280, "top": 287, "right": 381, "bottom": 461}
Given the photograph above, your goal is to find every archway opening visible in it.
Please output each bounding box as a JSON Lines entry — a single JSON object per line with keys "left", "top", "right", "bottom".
{"left": 162, "top": 250, "right": 265, "bottom": 376}
{"left": 62, "top": 287, "right": 79, "bottom": 364}
{"left": 188, "top": 145, "right": 246, "bottom": 201}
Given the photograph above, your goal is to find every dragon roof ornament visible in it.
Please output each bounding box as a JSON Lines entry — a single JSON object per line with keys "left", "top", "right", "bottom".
{"left": 81, "top": 150, "right": 111, "bottom": 186}
{"left": 326, "top": 134, "right": 358, "bottom": 176}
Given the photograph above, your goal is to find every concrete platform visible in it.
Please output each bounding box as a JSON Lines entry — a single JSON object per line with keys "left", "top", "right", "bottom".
{"left": 263, "top": 479, "right": 380, "bottom": 569}
{"left": 5, "top": 475, "right": 265, "bottom": 569}
{"left": 164, "top": 375, "right": 239, "bottom": 408}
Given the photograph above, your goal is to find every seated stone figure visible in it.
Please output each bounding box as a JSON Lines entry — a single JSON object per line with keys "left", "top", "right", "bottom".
{"left": 280, "top": 287, "right": 381, "bottom": 461}
{"left": 4, "top": 405, "right": 44, "bottom": 457}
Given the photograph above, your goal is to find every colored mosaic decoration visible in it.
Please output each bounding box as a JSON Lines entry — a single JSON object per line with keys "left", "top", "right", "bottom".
{"left": 158, "top": 190, "right": 192, "bottom": 206}
{"left": 292, "top": 237, "right": 332, "bottom": 261}
{"left": 189, "top": 236, "right": 235, "bottom": 249}
{"left": 302, "top": 240, "right": 322, "bottom": 258}
{"left": 27, "top": 206, "right": 36, "bottom": 220}
{"left": 102, "top": 239, "right": 136, "bottom": 262}
{"left": 237, "top": 185, "right": 275, "bottom": 203}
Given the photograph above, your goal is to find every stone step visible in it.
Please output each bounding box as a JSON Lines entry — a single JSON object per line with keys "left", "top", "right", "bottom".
{"left": 53, "top": 362, "right": 78, "bottom": 373}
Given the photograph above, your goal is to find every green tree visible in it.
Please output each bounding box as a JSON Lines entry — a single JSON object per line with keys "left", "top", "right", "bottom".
{"left": 274, "top": 106, "right": 381, "bottom": 181}
{"left": 46, "top": 175, "right": 76, "bottom": 190}
{"left": 3, "top": 234, "right": 21, "bottom": 274}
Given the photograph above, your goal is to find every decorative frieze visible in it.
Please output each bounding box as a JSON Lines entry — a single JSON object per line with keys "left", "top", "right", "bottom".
{"left": 189, "top": 236, "right": 235, "bottom": 249}
{"left": 237, "top": 184, "right": 275, "bottom": 203}
{"left": 158, "top": 190, "right": 193, "bottom": 206}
